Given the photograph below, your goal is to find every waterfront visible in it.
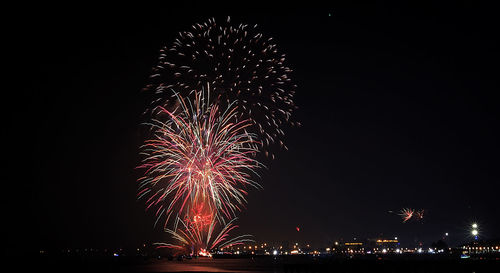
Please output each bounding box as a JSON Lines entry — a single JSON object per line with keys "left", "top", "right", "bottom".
{"left": 33, "top": 254, "right": 500, "bottom": 272}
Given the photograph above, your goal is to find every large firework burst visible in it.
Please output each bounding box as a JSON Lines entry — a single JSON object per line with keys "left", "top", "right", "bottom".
{"left": 137, "top": 87, "right": 263, "bottom": 229}
{"left": 143, "top": 16, "right": 297, "bottom": 156}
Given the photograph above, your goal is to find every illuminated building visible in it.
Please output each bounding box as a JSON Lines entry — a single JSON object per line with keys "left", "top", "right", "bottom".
{"left": 343, "top": 242, "right": 364, "bottom": 253}
{"left": 461, "top": 239, "right": 500, "bottom": 254}
{"left": 365, "top": 238, "right": 400, "bottom": 253}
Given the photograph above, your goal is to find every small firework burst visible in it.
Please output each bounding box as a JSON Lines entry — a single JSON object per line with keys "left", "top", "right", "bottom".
{"left": 415, "top": 209, "right": 425, "bottom": 221}
{"left": 399, "top": 208, "right": 415, "bottom": 223}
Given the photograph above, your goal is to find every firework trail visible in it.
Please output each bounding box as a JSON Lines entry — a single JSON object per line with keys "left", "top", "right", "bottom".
{"left": 137, "top": 87, "right": 263, "bottom": 229}
{"left": 155, "top": 217, "right": 253, "bottom": 255}
{"left": 143, "top": 16, "right": 297, "bottom": 157}
{"left": 399, "top": 208, "right": 414, "bottom": 223}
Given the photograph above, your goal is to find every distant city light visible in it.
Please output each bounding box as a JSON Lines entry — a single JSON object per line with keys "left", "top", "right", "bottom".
{"left": 472, "top": 223, "right": 478, "bottom": 229}
{"left": 273, "top": 250, "right": 278, "bottom": 255}
{"left": 445, "top": 232, "right": 449, "bottom": 236}
{"left": 472, "top": 229, "right": 478, "bottom": 236}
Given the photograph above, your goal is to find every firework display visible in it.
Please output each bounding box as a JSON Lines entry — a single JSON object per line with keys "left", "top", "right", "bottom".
{"left": 143, "top": 16, "right": 297, "bottom": 157}
{"left": 139, "top": 16, "right": 296, "bottom": 255}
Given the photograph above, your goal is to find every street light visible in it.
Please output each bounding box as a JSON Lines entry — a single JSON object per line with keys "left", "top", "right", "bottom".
{"left": 471, "top": 223, "right": 479, "bottom": 240}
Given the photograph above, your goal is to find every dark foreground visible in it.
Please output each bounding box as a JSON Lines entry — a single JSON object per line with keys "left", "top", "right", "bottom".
{"left": 32, "top": 254, "right": 500, "bottom": 273}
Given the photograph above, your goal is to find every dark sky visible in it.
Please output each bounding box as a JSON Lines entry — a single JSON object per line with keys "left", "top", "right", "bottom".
{"left": 10, "top": 2, "right": 500, "bottom": 253}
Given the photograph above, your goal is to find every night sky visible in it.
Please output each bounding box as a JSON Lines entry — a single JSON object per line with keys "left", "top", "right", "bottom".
{"left": 10, "top": 3, "right": 500, "bottom": 254}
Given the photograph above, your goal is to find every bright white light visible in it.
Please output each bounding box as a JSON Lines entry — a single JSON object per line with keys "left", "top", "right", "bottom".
{"left": 273, "top": 250, "right": 278, "bottom": 255}
{"left": 472, "top": 223, "right": 478, "bottom": 229}
{"left": 382, "top": 249, "right": 387, "bottom": 253}
{"left": 472, "top": 229, "right": 478, "bottom": 236}
{"left": 445, "top": 233, "right": 449, "bottom": 236}
{"left": 417, "top": 248, "right": 423, "bottom": 253}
